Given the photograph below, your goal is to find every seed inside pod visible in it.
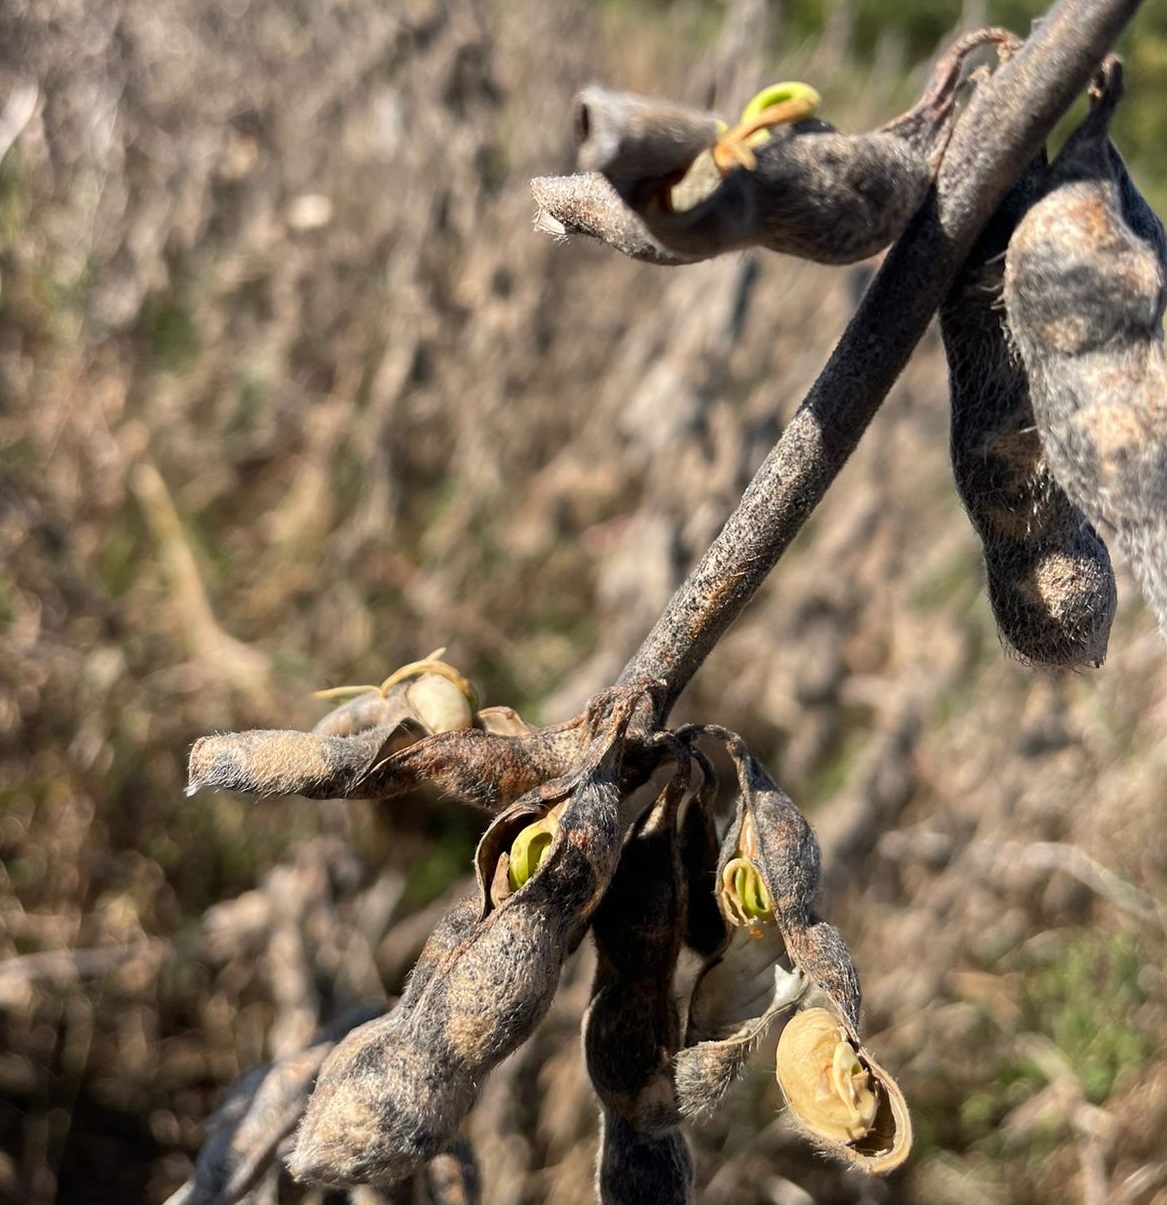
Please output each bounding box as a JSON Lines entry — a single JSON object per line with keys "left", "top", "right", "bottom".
{"left": 718, "top": 814, "right": 775, "bottom": 934}
{"left": 507, "top": 811, "right": 560, "bottom": 892}
{"left": 774, "top": 1006, "right": 912, "bottom": 1174}
{"left": 776, "top": 1008, "right": 877, "bottom": 1145}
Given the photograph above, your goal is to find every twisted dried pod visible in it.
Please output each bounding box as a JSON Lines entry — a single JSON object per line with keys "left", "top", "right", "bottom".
{"left": 163, "top": 1003, "right": 386, "bottom": 1205}
{"left": 538, "top": 29, "right": 1011, "bottom": 267}
{"left": 186, "top": 679, "right": 643, "bottom": 814}
{"left": 290, "top": 687, "right": 646, "bottom": 1187}
{"left": 669, "top": 728, "right": 910, "bottom": 1170}
{"left": 1004, "top": 59, "right": 1167, "bottom": 632}
{"left": 941, "top": 153, "right": 1116, "bottom": 666}
{"left": 708, "top": 727, "right": 861, "bottom": 1026}
{"left": 669, "top": 726, "right": 836, "bottom": 1119}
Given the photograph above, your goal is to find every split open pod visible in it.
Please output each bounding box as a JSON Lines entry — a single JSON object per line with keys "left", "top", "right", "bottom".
{"left": 673, "top": 726, "right": 911, "bottom": 1173}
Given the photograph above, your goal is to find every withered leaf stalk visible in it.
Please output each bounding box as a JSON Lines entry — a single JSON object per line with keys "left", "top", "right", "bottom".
{"left": 182, "top": 2, "right": 1152, "bottom": 1201}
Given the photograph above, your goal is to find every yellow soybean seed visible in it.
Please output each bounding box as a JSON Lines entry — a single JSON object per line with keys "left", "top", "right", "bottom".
{"left": 738, "top": 82, "right": 821, "bottom": 129}
{"left": 712, "top": 81, "right": 821, "bottom": 174}
{"left": 314, "top": 649, "right": 477, "bottom": 708}
{"left": 733, "top": 861, "right": 772, "bottom": 919}
{"left": 776, "top": 1008, "right": 879, "bottom": 1145}
{"left": 507, "top": 814, "right": 559, "bottom": 892}
{"left": 720, "top": 854, "right": 774, "bottom": 928}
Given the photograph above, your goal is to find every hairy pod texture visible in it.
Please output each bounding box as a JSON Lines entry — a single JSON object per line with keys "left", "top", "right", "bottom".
{"left": 941, "top": 155, "right": 1117, "bottom": 666}
{"left": 290, "top": 691, "right": 642, "bottom": 1187}
{"left": 186, "top": 666, "right": 623, "bottom": 812}
{"left": 1004, "top": 60, "right": 1167, "bottom": 633}
{"left": 550, "top": 28, "right": 1010, "bottom": 266}
{"left": 163, "top": 1003, "right": 386, "bottom": 1205}
{"left": 670, "top": 727, "right": 911, "bottom": 1173}
{"left": 184, "top": 658, "right": 896, "bottom": 1188}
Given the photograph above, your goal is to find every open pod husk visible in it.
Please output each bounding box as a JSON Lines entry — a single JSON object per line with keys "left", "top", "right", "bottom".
{"left": 775, "top": 1006, "right": 912, "bottom": 1174}
{"left": 671, "top": 726, "right": 911, "bottom": 1171}
{"left": 673, "top": 926, "right": 808, "bottom": 1119}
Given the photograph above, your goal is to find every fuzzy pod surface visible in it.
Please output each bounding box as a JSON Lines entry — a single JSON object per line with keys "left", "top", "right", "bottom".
{"left": 290, "top": 694, "right": 640, "bottom": 1187}
{"left": 941, "top": 154, "right": 1116, "bottom": 667}
{"left": 1004, "top": 61, "right": 1167, "bottom": 632}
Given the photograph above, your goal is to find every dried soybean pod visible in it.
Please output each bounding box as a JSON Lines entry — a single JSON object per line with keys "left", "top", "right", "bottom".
{"left": 677, "top": 754, "right": 727, "bottom": 958}
{"left": 290, "top": 688, "right": 644, "bottom": 1188}
{"left": 164, "top": 1003, "right": 387, "bottom": 1205}
{"left": 187, "top": 688, "right": 608, "bottom": 811}
{"left": 1004, "top": 60, "right": 1167, "bottom": 631}
{"left": 585, "top": 768, "right": 694, "bottom": 1203}
{"left": 597, "top": 1117, "right": 693, "bottom": 1205}
{"left": 687, "top": 726, "right": 912, "bottom": 1173}
{"left": 574, "top": 28, "right": 1012, "bottom": 265}
{"left": 941, "top": 153, "right": 1116, "bottom": 666}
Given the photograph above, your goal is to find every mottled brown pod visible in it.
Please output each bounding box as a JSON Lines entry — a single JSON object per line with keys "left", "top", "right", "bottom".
{"left": 941, "top": 156, "right": 1116, "bottom": 666}
{"left": 187, "top": 680, "right": 603, "bottom": 812}
{"left": 543, "top": 29, "right": 1011, "bottom": 266}
{"left": 1004, "top": 60, "right": 1167, "bottom": 632}
{"left": 290, "top": 689, "right": 645, "bottom": 1188}
{"left": 670, "top": 727, "right": 910, "bottom": 1172}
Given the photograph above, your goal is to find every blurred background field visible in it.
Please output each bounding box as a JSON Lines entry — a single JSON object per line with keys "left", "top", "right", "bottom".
{"left": 2, "top": 0, "right": 1167, "bottom": 1201}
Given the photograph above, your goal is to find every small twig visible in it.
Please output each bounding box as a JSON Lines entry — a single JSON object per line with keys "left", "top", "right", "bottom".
{"left": 616, "top": 0, "right": 1144, "bottom": 717}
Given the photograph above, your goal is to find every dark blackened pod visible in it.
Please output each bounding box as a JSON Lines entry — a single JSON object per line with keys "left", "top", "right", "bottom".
{"left": 585, "top": 767, "right": 694, "bottom": 1203}
{"left": 597, "top": 1116, "right": 694, "bottom": 1205}
{"left": 584, "top": 770, "right": 687, "bottom": 1129}
{"left": 677, "top": 753, "right": 729, "bottom": 959}
{"left": 163, "top": 1003, "right": 387, "bottom": 1205}
{"left": 576, "top": 29, "right": 1012, "bottom": 266}
{"left": 289, "top": 688, "right": 644, "bottom": 1188}
{"left": 941, "top": 155, "right": 1117, "bottom": 667}
{"left": 1004, "top": 60, "right": 1167, "bottom": 632}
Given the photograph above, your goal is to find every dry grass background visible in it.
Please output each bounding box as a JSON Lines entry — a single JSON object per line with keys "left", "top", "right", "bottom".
{"left": 1, "top": 0, "right": 1166, "bottom": 1202}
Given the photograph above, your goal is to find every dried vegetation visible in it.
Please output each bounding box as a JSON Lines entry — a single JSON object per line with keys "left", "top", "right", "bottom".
{"left": 1, "top": 1, "right": 1166, "bottom": 1204}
